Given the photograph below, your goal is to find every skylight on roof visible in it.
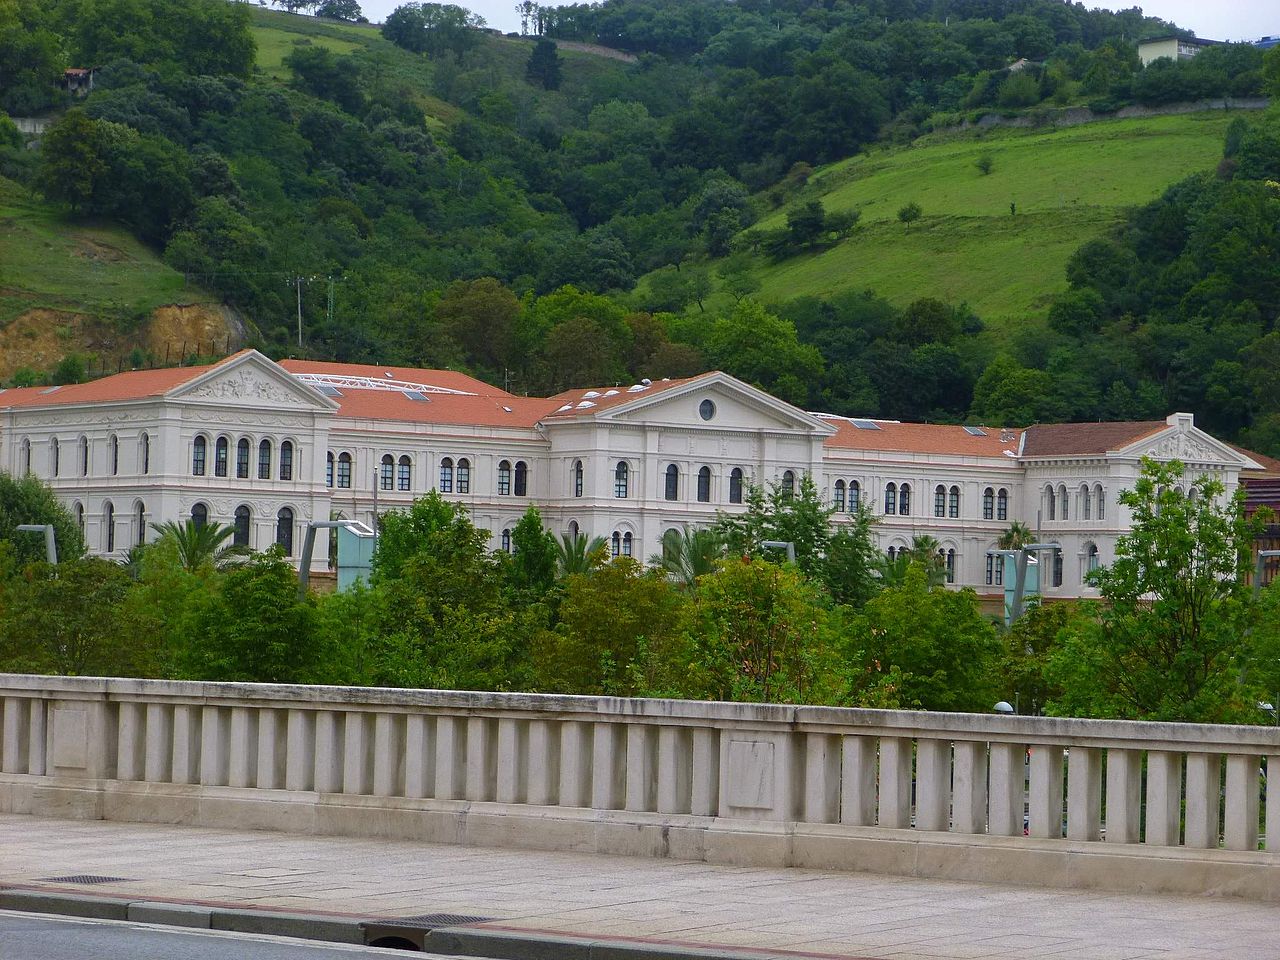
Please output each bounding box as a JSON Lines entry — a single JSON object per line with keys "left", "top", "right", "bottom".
{"left": 40, "top": 386, "right": 60, "bottom": 394}
{"left": 851, "top": 419, "right": 881, "bottom": 430}
{"left": 501, "top": 405, "right": 512, "bottom": 413}
{"left": 557, "top": 403, "right": 573, "bottom": 411}
{"left": 402, "top": 390, "right": 430, "bottom": 401}
{"left": 315, "top": 384, "right": 343, "bottom": 397}
{"left": 576, "top": 400, "right": 596, "bottom": 409}
{"left": 583, "top": 390, "right": 601, "bottom": 398}
{"left": 963, "top": 426, "right": 988, "bottom": 436}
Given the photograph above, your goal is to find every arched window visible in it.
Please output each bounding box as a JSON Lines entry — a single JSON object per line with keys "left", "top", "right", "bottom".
{"left": 279, "top": 441, "right": 293, "bottom": 481}
{"left": 439, "top": 457, "right": 454, "bottom": 492}
{"left": 191, "top": 502, "right": 208, "bottom": 529}
{"left": 573, "top": 460, "right": 583, "bottom": 497}
{"left": 614, "top": 461, "right": 629, "bottom": 499}
{"left": 74, "top": 502, "right": 84, "bottom": 534}
{"left": 887, "top": 545, "right": 898, "bottom": 562}
{"left": 326, "top": 452, "right": 335, "bottom": 488}
{"left": 934, "top": 484, "right": 947, "bottom": 518}
{"left": 1086, "top": 541, "right": 1100, "bottom": 573}
{"left": 276, "top": 507, "right": 294, "bottom": 556}
{"left": 398, "top": 455, "right": 411, "bottom": 491}
{"left": 1045, "top": 485, "right": 1056, "bottom": 521}
{"left": 135, "top": 501, "right": 146, "bottom": 546}
{"left": 849, "top": 480, "right": 860, "bottom": 511}
{"left": 236, "top": 438, "right": 250, "bottom": 478}
{"left": 337, "top": 452, "right": 352, "bottom": 488}
{"left": 942, "top": 548, "right": 956, "bottom": 583}
{"left": 498, "top": 460, "right": 512, "bottom": 496}
{"left": 259, "top": 440, "right": 272, "bottom": 480}
{"left": 781, "top": 470, "right": 795, "bottom": 498}
{"left": 108, "top": 434, "right": 118, "bottom": 476}
{"left": 986, "top": 552, "right": 996, "bottom": 586}
{"left": 1081, "top": 484, "right": 1091, "bottom": 520}
{"left": 983, "top": 487, "right": 994, "bottom": 520}
{"left": 79, "top": 435, "right": 89, "bottom": 477}
{"left": 380, "top": 454, "right": 394, "bottom": 491}
{"left": 665, "top": 464, "right": 679, "bottom": 501}
{"left": 611, "top": 531, "right": 622, "bottom": 556}
{"left": 50, "top": 438, "right": 60, "bottom": 478}
{"left": 140, "top": 433, "right": 150, "bottom": 475}
{"left": 234, "top": 505, "right": 250, "bottom": 547}
{"left": 192, "top": 436, "right": 206, "bottom": 476}
{"left": 697, "top": 466, "right": 711, "bottom": 503}
{"left": 568, "top": 520, "right": 579, "bottom": 539}
{"left": 884, "top": 482, "right": 897, "bottom": 515}
{"left": 1058, "top": 484, "right": 1068, "bottom": 521}
{"left": 514, "top": 460, "right": 528, "bottom": 496}
{"left": 1052, "top": 550, "right": 1063, "bottom": 587}
{"left": 104, "top": 501, "right": 115, "bottom": 553}
{"left": 501, "top": 528, "right": 512, "bottom": 553}
{"left": 622, "top": 532, "right": 633, "bottom": 557}
{"left": 997, "top": 488, "right": 1008, "bottom": 521}
{"left": 214, "top": 436, "right": 229, "bottom": 477}
{"left": 898, "top": 483, "right": 911, "bottom": 516}
{"left": 729, "top": 468, "right": 744, "bottom": 504}
{"left": 1096, "top": 484, "right": 1105, "bottom": 521}
{"left": 834, "top": 480, "right": 846, "bottom": 512}
{"left": 949, "top": 486, "right": 960, "bottom": 519}
{"left": 457, "top": 458, "right": 470, "bottom": 493}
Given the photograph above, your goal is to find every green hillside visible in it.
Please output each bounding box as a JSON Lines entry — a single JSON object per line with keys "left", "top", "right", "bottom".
{"left": 717, "top": 113, "right": 1237, "bottom": 329}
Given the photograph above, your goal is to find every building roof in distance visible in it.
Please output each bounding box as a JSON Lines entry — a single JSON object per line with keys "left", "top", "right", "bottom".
{"left": 0, "top": 358, "right": 233, "bottom": 408}
{"left": 820, "top": 417, "right": 1021, "bottom": 457}
{"left": 1019, "top": 420, "right": 1168, "bottom": 457}
{"left": 543, "top": 376, "right": 702, "bottom": 418}
{"left": 278, "top": 359, "right": 508, "bottom": 397}
{"left": 325, "top": 388, "right": 560, "bottom": 429}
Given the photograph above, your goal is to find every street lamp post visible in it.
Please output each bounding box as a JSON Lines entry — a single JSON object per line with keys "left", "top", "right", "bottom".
{"left": 1255, "top": 549, "right": 1280, "bottom": 599}
{"left": 14, "top": 524, "right": 58, "bottom": 565}
{"left": 760, "top": 540, "right": 797, "bottom": 563}
{"left": 298, "top": 519, "right": 376, "bottom": 599}
{"left": 987, "top": 542, "right": 1061, "bottom": 624}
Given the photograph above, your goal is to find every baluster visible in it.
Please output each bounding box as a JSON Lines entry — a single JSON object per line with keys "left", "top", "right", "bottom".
{"left": 1028, "top": 745, "right": 1064, "bottom": 839}
{"left": 625, "top": 724, "right": 657, "bottom": 812}
{"left": 878, "top": 737, "right": 912, "bottom": 829}
{"left": 228, "top": 706, "right": 258, "bottom": 788}
{"left": 343, "top": 711, "right": 372, "bottom": 795}
{"left": 256, "top": 710, "right": 285, "bottom": 790}
{"left": 1144, "top": 751, "right": 1182, "bottom": 847}
{"left": 116, "top": 701, "right": 144, "bottom": 782}
{"left": 199, "top": 706, "right": 229, "bottom": 786}
{"left": 27, "top": 699, "right": 46, "bottom": 776}
{"left": 951, "top": 741, "right": 988, "bottom": 835}
{"left": 1104, "top": 748, "right": 1142, "bottom": 843}
{"left": 840, "top": 735, "right": 877, "bottom": 827}
{"left": 312, "top": 710, "right": 342, "bottom": 794}
{"left": 557, "top": 721, "right": 591, "bottom": 808}
{"left": 464, "top": 717, "right": 496, "bottom": 801}
{"left": 495, "top": 718, "right": 525, "bottom": 804}
{"left": 526, "top": 720, "right": 558, "bottom": 806}
{"left": 2, "top": 698, "right": 25, "bottom": 774}
{"left": 592, "top": 722, "right": 625, "bottom": 810}
{"left": 434, "top": 715, "right": 465, "bottom": 800}
{"left": 403, "top": 715, "right": 433, "bottom": 799}
{"left": 171, "top": 705, "right": 200, "bottom": 784}
{"left": 1066, "top": 746, "right": 1102, "bottom": 842}
{"left": 1183, "top": 753, "right": 1221, "bottom": 849}
{"left": 372, "top": 713, "right": 403, "bottom": 798}
{"left": 285, "top": 710, "right": 315, "bottom": 792}
{"left": 657, "top": 726, "right": 692, "bottom": 815}
{"left": 988, "top": 742, "right": 1025, "bottom": 837}
{"left": 1223, "top": 754, "right": 1260, "bottom": 852}
{"left": 799, "top": 733, "right": 839, "bottom": 824}
{"left": 690, "top": 727, "right": 719, "bottom": 817}
{"left": 915, "top": 738, "right": 952, "bottom": 832}
{"left": 143, "top": 703, "right": 172, "bottom": 783}
{"left": 1266, "top": 755, "right": 1280, "bottom": 853}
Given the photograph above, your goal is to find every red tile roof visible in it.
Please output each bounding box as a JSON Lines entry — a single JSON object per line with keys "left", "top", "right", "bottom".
{"left": 328, "top": 388, "right": 560, "bottom": 429}
{"left": 543, "top": 376, "right": 705, "bottom": 418}
{"left": 278, "top": 359, "right": 507, "bottom": 397}
{"left": 1019, "top": 421, "right": 1168, "bottom": 457}
{"left": 0, "top": 358, "right": 235, "bottom": 408}
{"left": 821, "top": 417, "right": 1021, "bottom": 458}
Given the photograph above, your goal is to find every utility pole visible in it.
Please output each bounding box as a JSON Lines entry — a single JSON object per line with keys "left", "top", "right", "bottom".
{"left": 292, "top": 275, "right": 305, "bottom": 348}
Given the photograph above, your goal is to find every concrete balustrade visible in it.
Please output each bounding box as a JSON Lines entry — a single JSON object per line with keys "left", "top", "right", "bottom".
{"left": 1, "top": 675, "right": 1279, "bottom": 898}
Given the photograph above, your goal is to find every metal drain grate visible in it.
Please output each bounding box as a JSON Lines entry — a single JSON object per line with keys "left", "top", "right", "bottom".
{"left": 38, "top": 875, "right": 134, "bottom": 885}
{"left": 389, "top": 913, "right": 494, "bottom": 928}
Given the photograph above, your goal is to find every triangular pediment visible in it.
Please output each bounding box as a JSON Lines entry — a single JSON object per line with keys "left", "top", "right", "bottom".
{"left": 1117, "top": 417, "right": 1260, "bottom": 469}
{"left": 169, "top": 351, "right": 339, "bottom": 411}
{"left": 601, "top": 373, "right": 835, "bottom": 435}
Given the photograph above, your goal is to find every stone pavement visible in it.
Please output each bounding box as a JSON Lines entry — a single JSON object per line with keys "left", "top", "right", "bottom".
{"left": 0, "top": 815, "right": 1274, "bottom": 960}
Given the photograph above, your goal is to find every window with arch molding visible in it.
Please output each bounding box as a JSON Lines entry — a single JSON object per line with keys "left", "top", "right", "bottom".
{"left": 104, "top": 501, "right": 115, "bottom": 552}
{"left": 514, "top": 460, "right": 528, "bottom": 496}
{"left": 849, "top": 480, "right": 860, "bottom": 511}
{"left": 259, "top": 440, "right": 272, "bottom": 480}
{"left": 1052, "top": 550, "right": 1064, "bottom": 587}
{"left": 18, "top": 438, "right": 29, "bottom": 475}
{"left": 236, "top": 438, "right": 250, "bottom": 479}
{"left": 983, "top": 487, "right": 994, "bottom": 520}
{"left": 326, "top": 452, "right": 335, "bottom": 487}
{"left": 234, "top": 505, "right": 250, "bottom": 548}
{"left": 498, "top": 460, "right": 512, "bottom": 496}
{"left": 279, "top": 441, "right": 293, "bottom": 481}
{"left": 729, "top": 468, "right": 743, "bottom": 504}
{"left": 276, "top": 507, "right": 294, "bottom": 556}
{"left": 781, "top": 470, "right": 795, "bottom": 497}
{"left": 834, "top": 480, "right": 846, "bottom": 512}
{"left": 611, "top": 531, "right": 621, "bottom": 556}
{"left": 884, "top": 482, "right": 897, "bottom": 515}
{"left": 1081, "top": 484, "right": 1092, "bottom": 520}
{"left": 141, "top": 433, "right": 150, "bottom": 475}
{"left": 997, "top": 488, "right": 1008, "bottom": 521}
{"left": 573, "top": 460, "right": 583, "bottom": 498}
{"left": 135, "top": 502, "right": 146, "bottom": 546}
{"left": 501, "top": 528, "right": 512, "bottom": 553}
{"left": 898, "top": 483, "right": 911, "bottom": 516}
{"left": 457, "top": 458, "right": 470, "bottom": 493}
{"left": 191, "top": 503, "right": 208, "bottom": 529}
{"left": 934, "top": 485, "right": 946, "bottom": 518}
{"left": 74, "top": 502, "right": 84, "bottom": 533}
{"left": 108, "top": 435, "right": 118, "bottom": 476}
{"left": 79, "top": 436, "right": 89, "bottom": 477}
{"left": 622, "top": 532, "right": 633, "bottom": 557}
{"left": 337, "top": 452, "right": 352, "bottom": 488}
{"left": 192, "top": 436, "right": 206, "bottom": 476}
{"left": 568, "top": 520, "right": 579, "bottom": 539}
{"left": 940, "top": 547, "right": 956, "bottom": 583}
{"left": 214, "top": 436, "right": 229, "bottom": 477}
{"left": 380, "top": 454, "right": 394, "bottom": 491}
{"left": 439, "top": 457, "right": 454, "bottom": 492}
{"left": 948, "top": 486, "right": 960, "bottom": 519}
{"left": 1045, "top": 485, "right": 1056, "bottom": 521}
{"left": 1096, "top": 484, "right": 1105, "bottom": 520}
{"left": 398, "top": 455, "right": 411, "bottom": 491}
{"left": 51, "top": 437, "right": 60, "bottom": 478}
{"left": 665, "top": 464, "right": 679, "bottom": 501}
{"left": 1086, "top": 541, "right": 1100, "bottom": 573}
{"left": 1058, "top": 484, "right": 1069, "bottom": 520}
{"left": 614, "top": 461, "right": 629, "bottom": 499}
{"left": 697, "top": 466, "right": 711, "bottom": 503}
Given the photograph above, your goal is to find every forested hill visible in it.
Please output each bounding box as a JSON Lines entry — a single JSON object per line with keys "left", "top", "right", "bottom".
{"left": 3, "top": 0, "right": 1280, "bottom": 454}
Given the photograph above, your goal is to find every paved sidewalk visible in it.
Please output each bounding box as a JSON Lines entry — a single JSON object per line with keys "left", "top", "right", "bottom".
{"left": 0, "top": 815, "right": 1274, "bottom": 960}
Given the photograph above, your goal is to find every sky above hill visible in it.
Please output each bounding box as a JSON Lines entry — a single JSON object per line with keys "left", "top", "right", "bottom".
{"left": 354, "top": 0, "right": 1276, "bottom": 41}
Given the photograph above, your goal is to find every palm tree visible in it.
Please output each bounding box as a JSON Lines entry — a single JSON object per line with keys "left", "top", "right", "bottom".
{"left": 150, "top": 519, "right": 250, "bottom": 573}
{"left": 555, "top": 532, "right": 608, "bottom": 577}
{"left": 876, "top": 535, "right": 946, "bottom": 588}
{"left": 998, "top": 521, "right": 1033, "bottom": 551}
{"left": 651, "top": 527, "right": 724, "bottom": 587}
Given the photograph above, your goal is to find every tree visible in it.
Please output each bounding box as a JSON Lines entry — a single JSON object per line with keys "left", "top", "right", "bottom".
{"left": 506, "top": 506, "right": 557, "bottom": 598}
{"left": 316, "top": 0, "right": 363, "bottom": 20}
{"left": 897, "top": 201, "right": 923, "bottom": 230}
{"left": 0, "top": 472, "right": 85, "bottom": 564}
{"left": 821, "top": 507, "right": 880, "bottom": 608}
{"left": 652, "top": 527, "right": 724, "bottom": 588}
{"left": 716, "top": 252, "right": 761, "bottom": 302}
{"left": 383, "top": 3, "right": 485, "bottom": 59}
{"left": 37, "top": 110, "right": 111, "bottom": 212}
{"left": 526, "top": 38, "right": 562, "bottom": 90}
{"left": 976, "top": 152, "right": 994, "bottom": 176}
{"left": 998, "top": 521, "right": 1032, "bottom": 550}
{"left": 434, "top": 277, "right": 520, "bottom": 374}
{"left": 786, "top": 200, "right": 826, "bottom": 247}
{"left": 1047, "top": 459, "right": 1263, "bottom": 722}
{"left": 150, "top": 520, "right": 248, "bottom": 573}
{"left": 554, "top": 532, "right": 607, "bottom": 576}
{"left": 713, "top": 475, "right": 831, "bottom": 578}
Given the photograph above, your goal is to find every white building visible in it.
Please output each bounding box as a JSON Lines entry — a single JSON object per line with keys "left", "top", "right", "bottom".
{"left": 0, "top": 350, "right": 1262, "bottom": 601}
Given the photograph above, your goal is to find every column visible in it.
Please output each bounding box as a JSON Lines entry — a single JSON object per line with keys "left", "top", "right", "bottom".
{"left": 657, "top": 726, "right": 692, "bottom": 815}
{"left": 1144, "top": 751, "right": 1182, "bottom": 847}
{"left": 403, "top": 714, "right": 432, "bottom": 799}
{"left": 285, "top": 710, "right": 315, "bottom": 792}
{"left": 343, "top": 711, "right": 372, "bottom": 795}
{"left": 464, "top": 717, "right": 496, "bottom": 802}
{"left": 557, "top": 721, "right": 591, "bottom": 808}
{"left": 143, "top": 703, "right": 172, "bottom": 783}
{"left": 690, "top": 727, "right": 720, "bottom": 817}
{"left": 495, "top": 718, "right": 525, "bottom": 804}
{"left": 1183, "top": 752, "right": 1221, "bottom": 849}
{"left": 1223, "top": 753, "right": 1260, "bottom": 852}
{"left": 1027, "top": 745, "right": 1064, "bottom": 839}
{"left": 801, "top": 733, "right": 840, "bottom": 824}
{"left": 256, "top": 710, "right": 284, "bottom": 791}
{"left": 592, "top": 722, "right": 625, "bottom": 810}
{"left": 988, "top": 741, "right": 1025, "bottom": 837}
{"left": 171, "top": 704, "right": 200, "bottom": 785}
{"left": 228, "top": 706, "right": 257, "bottom": 788}
{"left": 199, "top": 705, "right": 229, "bottom": 786}
{"left": 1104, "top": 748, "right": 1142, "bottom": 844}
{"left": 3, "top": 698, "right": 29, "bottom": 774}
{"left": 27, "top": 699, "right": 46, "bottom": 777}
{"left": 434, "top": 715, "right": 465, "bottom": 800}
{"left": 951, "top": 741, "right": 988, "bottom": 835}
{"left": 914, "top": 738, "right": 952, "bottom": 832}
{"left": 116, "top": 701, "right": 145, "bottom": 782}
{"left": 625, "top": 724, "right": 657, "bottom": 813}
{"left": 878, "top": 737, "right": 912, "bottom": 829}
{"left": 312, "top": 709, "right": 342, "bottom": 794}
{"left": 526, "top": 720, "right": 558, "bottom": 806}
{"left": 1066, "top": 746, "right": 1102, "bottom": 842}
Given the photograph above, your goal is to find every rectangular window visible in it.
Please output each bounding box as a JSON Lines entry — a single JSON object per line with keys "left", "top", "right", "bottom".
{"left": 457, "top": 461, "right": 470, "bottom": 493}
{"left": 259, "top": 445, "right": 271, "bottom": 480}
{"left": 279, "top": 444, "right": 293, "bottom": 481}
{"left": 236, "top": 443, "right": 249, "bottom": 479}
{"left": 934, "top": 488, "right": 946, "bottom": 518}
{"left": 397, "top": 461, "right": 411, "bottom": 491}
{"left": 948, "top": 488, "right": 960, "bottom": 519}
{"left": 337, "top": 457, "right": 351, "bottom": 489}
{"left": 997, "top": 491, "right": 1008, "bottom": 521}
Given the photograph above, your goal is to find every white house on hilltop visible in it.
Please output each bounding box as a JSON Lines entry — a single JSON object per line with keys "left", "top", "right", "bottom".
{"left": 0, "top": 350, "right": 1262, "bottom": 601}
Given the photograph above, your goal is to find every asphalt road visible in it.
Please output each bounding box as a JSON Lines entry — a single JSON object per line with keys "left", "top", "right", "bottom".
{"left": 0, "top": 911, "right": 430, "bottom": 959}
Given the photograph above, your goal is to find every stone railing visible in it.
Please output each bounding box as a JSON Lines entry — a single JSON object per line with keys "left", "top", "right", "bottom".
{"left": 1, "top": 676, "right": 1278, "bottom": 898}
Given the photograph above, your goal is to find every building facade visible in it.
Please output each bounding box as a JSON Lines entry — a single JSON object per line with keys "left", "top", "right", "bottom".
{"left": 0, "top": 350, "right": 1264, "bottom": 601}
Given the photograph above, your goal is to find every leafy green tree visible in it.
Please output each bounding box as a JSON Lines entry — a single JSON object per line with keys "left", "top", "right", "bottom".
{"left": 705, "top": 299, "right": 822, "bottom": 406}
{"left": 716, "top": 252, "right": 761, "bottom": 302}
{"left": 1047, "top": 459, "right": 1263, "bottom": 722}
{"left": 0, "top": 471, "right": 85, "bottom": 564}
{"left": 821, "top": 506, "right": 880, "bottom": 608}
{"left": 150, "top": 519, "right": 247, "bottom": 573}
{"left": 1000, "top": 600, "right": 1094, "bottom": 716}
{"left": 285, "top": 45, "right": 365, "bottom": 114}
{"left": 713, "top": 475, "right": 831, "bottom": 578}
{"left": 434, "top": 277, "right": 520, "bottom": 374}
{"left": 526, "top": 38, "right": 562, "bottom": 90}
{"left": 554, "top": 532, "right": 607, "bottom": 576}
{"left": 897, "top": 201, "right": 923, "bottom": 230}
{"left": 652, "top": 527, "right": 724, "bottom": 588}
{"left": 506, "top": 506, "right": 557, "bottom": 599}
{"left": 316, "top": 0, "right": 362, "bottom": 20}
{"left": 37, "top": 110, "right": 111, "bottom": 212}
{"left": 382, "top": 2, "right": 485, "bottom": 59}
{"left": 786, "top": 200, "right": 827, "bottom": 248}
{"left": 0, "top": 0, "right": 67, "bottom": 114}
